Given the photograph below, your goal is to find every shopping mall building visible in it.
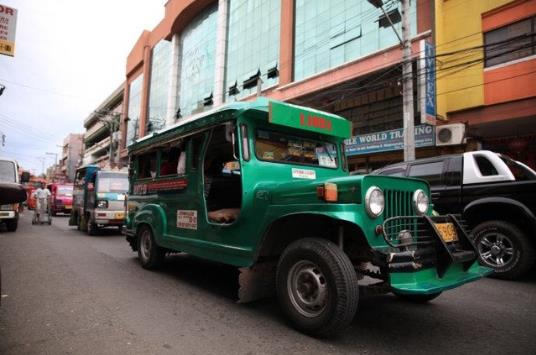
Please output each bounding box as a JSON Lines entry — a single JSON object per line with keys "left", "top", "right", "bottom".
{"left": 120, "top": 0, "right": 536, "bottom": 171}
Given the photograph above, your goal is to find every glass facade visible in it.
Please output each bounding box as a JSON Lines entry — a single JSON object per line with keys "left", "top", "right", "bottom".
{"left": 225, "top": 0, "right": 280, "bottom": 101}
{"left": 127, "top": 74, "right": 143, "bottom": 146}
{"left": 178, "top": 5, "right": 218, "bottom": 117}
{"left": 294, "top": 0, "right": 417, "bottom": 81}
{"left": 148, "top": 39, "right": 171, "bottom": 132}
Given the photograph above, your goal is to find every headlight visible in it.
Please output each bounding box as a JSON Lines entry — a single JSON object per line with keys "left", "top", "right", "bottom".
{"left": 413, "top": 189, "right": 429, "bottom": 215}
{"left": 365, "top": 186, "right": 385, "bottom": 218}
{"left": 96, "top": 200, "right": 108, "bottom": 209}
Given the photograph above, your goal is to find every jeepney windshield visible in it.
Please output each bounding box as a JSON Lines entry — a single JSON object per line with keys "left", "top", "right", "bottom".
{"left": 97, "top": 173, "right": 129, "bottom": 193}
{"left": 57, "top": 186, "right": 73, "bottom": 196}
{"left": 255, "top": 129, "right": 338, "bottom": 168}
{"left": 0, "top": 160, "right": 16, "bottom": 183}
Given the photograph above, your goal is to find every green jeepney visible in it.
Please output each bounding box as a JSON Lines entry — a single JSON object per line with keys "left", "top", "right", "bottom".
{"left": 125, "top": 98, "right": 489, "bottom": 337}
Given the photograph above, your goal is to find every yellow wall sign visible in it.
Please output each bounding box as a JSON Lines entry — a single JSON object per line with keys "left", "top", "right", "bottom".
{"left": 0, "top": 4, "right": 17, "bottom": 57}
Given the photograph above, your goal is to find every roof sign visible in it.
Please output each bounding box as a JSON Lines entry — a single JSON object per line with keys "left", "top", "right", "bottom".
{"left": 269, "top": 100, "right": 352, "bottom": 139}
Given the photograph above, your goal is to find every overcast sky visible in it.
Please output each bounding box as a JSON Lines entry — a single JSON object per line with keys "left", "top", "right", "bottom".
{"left": 0, "top": 0, "right": 165, "bottom": 175}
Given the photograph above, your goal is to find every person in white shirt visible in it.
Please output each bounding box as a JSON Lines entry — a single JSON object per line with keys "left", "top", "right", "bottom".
{"left": 32, "top": 182, "right": 51, "bottom": 217}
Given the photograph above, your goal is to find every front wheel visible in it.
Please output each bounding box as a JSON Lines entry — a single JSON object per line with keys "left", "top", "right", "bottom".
{"left": 276, "top": 238, "right": 359, "bottom": 338}
{"left": 137, "top": 226, "right": 164, "bottom": 270}
{"left": 472, "top": 221, "right": 535, "bottom": 280}
{"left": 87, "top": 219, "right": 99, "bottom": 236}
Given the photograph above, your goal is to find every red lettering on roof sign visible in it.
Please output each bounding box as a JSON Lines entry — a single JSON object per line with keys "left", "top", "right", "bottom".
{"left": 299, "top": 113, "right": 333, "bottom": 132}
{"left": 0, "top": 6, "right": 14, "bottom": 16}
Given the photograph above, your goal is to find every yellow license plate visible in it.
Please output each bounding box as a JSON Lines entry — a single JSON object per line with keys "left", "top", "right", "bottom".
{"left": 435, "top": 223, "right": 458, "bottom": 243}
{"left": 65, "top": 205, "right": 72, "bottom": 209}
{"left": 115, "top": 212, "right": 124, "bottom": 219}
{"left": 0, "top": 212, "right": 9, "bottom": 217}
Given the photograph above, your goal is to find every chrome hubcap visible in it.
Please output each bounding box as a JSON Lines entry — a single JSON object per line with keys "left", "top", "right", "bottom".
{"left": 478, "top": 233, "right": 514, "bottom": 267}
{"left": 287, "top": 260, "right": 328, "bottom": 318}
{"left": 140, "top": 230, "right": 151, "bottom": 261}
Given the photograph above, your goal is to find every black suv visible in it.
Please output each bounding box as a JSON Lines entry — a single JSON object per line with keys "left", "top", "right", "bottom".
{"left": 373, "top": 150, "right": 536, "bottom": 280}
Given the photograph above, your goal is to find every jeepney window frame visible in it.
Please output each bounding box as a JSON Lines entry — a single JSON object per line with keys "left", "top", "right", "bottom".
{"left": 253, "top": 126, "right": 340, "bottom": 170}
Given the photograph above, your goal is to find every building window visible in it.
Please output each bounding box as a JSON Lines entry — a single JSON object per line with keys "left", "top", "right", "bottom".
{"left": 225, "top": 0, "right": 281, "bottom": 101}
{"left": 127, "top": 74, "right": 143, "bottom": 146}
{"left": 294, "top": 0, "right": 416, "bottom": 81}
{"left": 484, "top": 16, "right": 535, "bottom": 67}
{"left": 178, "top": 5, "right": 218, "bottom": 118}
{"left": 148, "top": 40, "right": 171, "bottom": 132}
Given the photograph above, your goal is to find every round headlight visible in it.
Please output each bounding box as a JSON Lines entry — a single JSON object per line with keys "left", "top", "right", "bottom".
{"left": 365, "top": 186, "right": 385, "bottom": 218}
{"left": 413, "top": 189, "right": 429, "bottom": 215}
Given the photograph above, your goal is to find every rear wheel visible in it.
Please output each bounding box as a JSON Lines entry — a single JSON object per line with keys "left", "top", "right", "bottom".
{"left": 472, "top": 221, "right": 535, "bottom": 280}
{"left": 276, "top": 238, "right": 358, "bottom": 337}
{"left": 137, "top": 226, "right": 164, "bottom": 269}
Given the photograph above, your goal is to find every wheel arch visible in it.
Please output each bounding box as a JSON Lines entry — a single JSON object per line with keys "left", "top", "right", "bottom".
{"left": 464, "top": 197, "right": 536, "bottom": 240}
{"left": 253, "top": 212, "right": 370, "bottom": 264}
{"left": 132, "top": 204, "right": 168, "bottom": 244}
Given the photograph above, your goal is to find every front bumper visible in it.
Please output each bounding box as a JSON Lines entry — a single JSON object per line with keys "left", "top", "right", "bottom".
{"left": 379, "top": 214, "right": 492, "bottom": 293}
{"left": 94, "top": 210, "right": 125, "bottom": 225}
{"left": 0, "top": 211, "right": 16, "bottom": 219}
{"left": 390, "top": 262, "right": 491, "bottom": 294}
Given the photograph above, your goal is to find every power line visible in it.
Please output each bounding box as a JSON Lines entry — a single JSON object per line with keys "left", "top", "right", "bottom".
{"left": 0, "top": 78, "right": 84, "bottom": 99}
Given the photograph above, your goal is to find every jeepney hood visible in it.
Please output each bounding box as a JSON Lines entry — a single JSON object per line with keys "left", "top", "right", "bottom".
{"left": 268, "top": 174, "right": 429, "bottom": 206}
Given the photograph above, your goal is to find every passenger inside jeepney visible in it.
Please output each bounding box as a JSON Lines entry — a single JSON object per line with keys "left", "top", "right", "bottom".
{"left": 203, "top": 126, "right": 241, "bottom": 223}
{"left": 160, "top": 146, "right": 185, "bottom": 176}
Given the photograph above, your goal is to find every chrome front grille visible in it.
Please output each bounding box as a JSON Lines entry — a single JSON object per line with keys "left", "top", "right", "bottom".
{"left": 384, "top": 189, "right": 414, "bottom": 219}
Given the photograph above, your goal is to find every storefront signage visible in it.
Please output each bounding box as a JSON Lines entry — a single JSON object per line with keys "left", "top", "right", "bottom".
{"left": 0, "top": 4, "right": 17, "bottom": 57}
{"left": 269, "top": 100, "right": 352, "bottom": 139}
{"left": 420, "top": 40, "right": 436, "bottom": 125}
{"left": 345, "top": 125, "right": 435, "bottom": 156}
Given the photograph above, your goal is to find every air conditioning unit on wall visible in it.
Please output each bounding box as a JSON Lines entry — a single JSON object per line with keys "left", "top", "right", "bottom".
{"left": 435, "top": 123, "right": 466, "bottom": 146}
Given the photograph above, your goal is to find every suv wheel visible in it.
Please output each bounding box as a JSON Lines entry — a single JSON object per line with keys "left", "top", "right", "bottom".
{"left": 276, "top": 238, "right": 358, "bottom": 337}
{"left": 137, "top": 225, "right": 164, "bottom": 270}
{"left": 5, "top": 219, "right": 18, "bottom": 232}
{"left": 472, "top": 220, "right": 535, "bottom": 280}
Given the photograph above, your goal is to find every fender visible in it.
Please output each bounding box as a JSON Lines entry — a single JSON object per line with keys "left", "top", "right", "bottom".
{"left": 133, "top": 204, "right": 168, "bottom": 244}
{"left": 463, "top": 197, "right": 536, "bottom": 228}
{"left": 253, "top": 209, "right": 371, "bottom": 263}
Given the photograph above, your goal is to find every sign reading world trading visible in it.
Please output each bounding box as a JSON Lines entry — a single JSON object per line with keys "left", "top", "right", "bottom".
{"left": 345, "top": 125, "right": 435, "bottom": 156}
{"left": 0, "top": 4, "right": 17, "bottom": 57}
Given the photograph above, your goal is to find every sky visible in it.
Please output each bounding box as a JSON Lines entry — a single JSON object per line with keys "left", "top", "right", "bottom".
{"left": 0, "top": 0, "right": 165, "bottom": 175}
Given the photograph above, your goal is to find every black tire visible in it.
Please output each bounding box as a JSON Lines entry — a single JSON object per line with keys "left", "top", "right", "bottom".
{"left": 393, "top": 291, "right": 442, "bottom": 303}
{"left": 276, "top": 238, "right": 359, "bottom": 338}
{"left": 472, "top": 221, "right": 535, "bottom": 280}
{"left": 5, "top": 219, "right": 17, "bottom": 232}
{"left": 87, "top": 219, "right": 99, "bottom": 236}
{"left": 137, "top": 225, "right": 164, "bottom": 270}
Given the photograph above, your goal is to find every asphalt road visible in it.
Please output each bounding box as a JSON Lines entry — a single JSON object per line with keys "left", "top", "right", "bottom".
{"left": 1, "top": 212, "right": 535, "bottom": 355}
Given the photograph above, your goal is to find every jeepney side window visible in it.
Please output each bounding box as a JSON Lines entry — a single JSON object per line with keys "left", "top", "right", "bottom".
{"left": 203, "top": 124, "right": 242, "bottom": 224}
{"left": 159, "top": 144, "right": 186, "bottom": 177}
{"left": 138, "top": 151, "right": 157, "bottom": 179}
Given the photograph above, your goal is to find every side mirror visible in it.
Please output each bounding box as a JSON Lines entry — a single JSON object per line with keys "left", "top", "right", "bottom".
{"left": 21, "top": 171, "right": 30, "bottom": 183}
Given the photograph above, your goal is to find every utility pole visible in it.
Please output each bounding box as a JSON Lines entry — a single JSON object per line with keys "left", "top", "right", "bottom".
{"left": 401, "top": 0, "right": 415, "bottom": 161}
{"left": 367, "top": 0, "right": 415, "bottom": 161}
